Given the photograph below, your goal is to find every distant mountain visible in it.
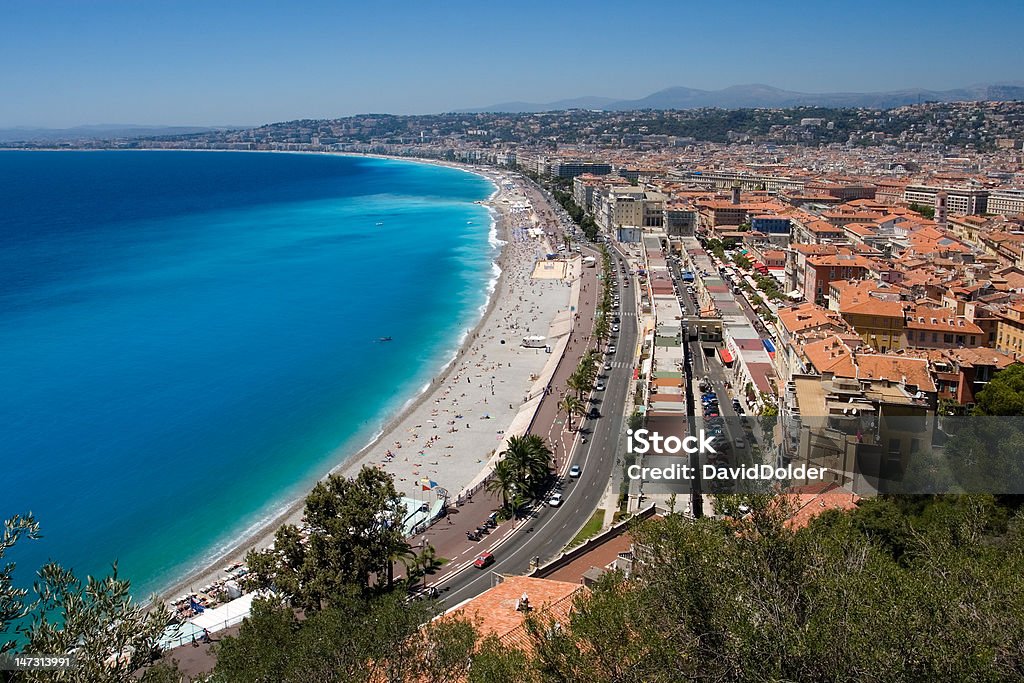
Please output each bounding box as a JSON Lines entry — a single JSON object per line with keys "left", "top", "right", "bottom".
{"left": 465, "top": 83, "right": 1024, "bottom": 113}
{"left": 0, "top": 124, "right": 230, "bottom": 143}
{"left": 457, "top": 96, "right": 617, "bottom": 114}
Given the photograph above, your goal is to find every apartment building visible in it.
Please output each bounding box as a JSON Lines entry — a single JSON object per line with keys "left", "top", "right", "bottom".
{"left": 996, "top": 303, "right": 1024, "bottom": 355}
{"left": 783, "top": 353, "right": 936, "bottom": 495}
{"left": 903, "top": 184, "right": 989, "bottom": 215}
{"left": 987, "top": 189, "right": 1024, "bottom": 216}
{"left": 803, "top": 252, "right": 874, "bottom": 305}
{"left": 903, "top": 305, "right": 984, "bottom": 349}
{"left": 548, "top": 160, "right": 612, "bottom": 179}
{"left": 915, "top": 347, "right": 1015, "bottom": 410}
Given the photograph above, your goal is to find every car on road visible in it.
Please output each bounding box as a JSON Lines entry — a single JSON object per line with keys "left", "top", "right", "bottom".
{"left": 547, "top": 493, "right": 563, "bottom": 507}
{"left": 569, "top": 464, "right": 581, "bottom": 478}
{"left": 623, "top": 281, "right": 629, "bottom": 287}
{"left": 595, "top": 382, "right": 605, "bottom": 391}
{"left": 473, "top": 552, "right": 495, "bottom": 569}
{"left": 604, "top": 362, "right": 612, "bottom": 370}
{"left": 612, "top": 324, "right": 620, "bottom": 332}
{"left": 705, "top": 409, "right": 720, "bottom": 418}
{"left": 734, "top": 437, "right": 746, "bottom": 449}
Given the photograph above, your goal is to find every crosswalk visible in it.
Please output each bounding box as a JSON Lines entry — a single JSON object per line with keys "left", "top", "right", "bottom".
{"left": 607, "top": 361, "right": 632, "bottom": 369}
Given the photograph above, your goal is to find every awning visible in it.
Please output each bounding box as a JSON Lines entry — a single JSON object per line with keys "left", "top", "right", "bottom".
{"left": 718, "top": 347, "right": 734, "bottom": 364}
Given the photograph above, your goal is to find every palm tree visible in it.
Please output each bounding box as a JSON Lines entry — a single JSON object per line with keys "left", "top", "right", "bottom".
{"left": 566, "top": 370, "right": 589, "bottom": 400}
{"left": 576, "top": 358, "right": 598, "bottom": 386}
{"left": 501, "top": 434, "right": 554, "bottom": 499}
{"left": 385, "top": 540, "right": 416, "bottom": 588}
{"left": 595, "top": 316, "right": 610, "bottom": 347}
{"left": 485, "top": 458, "right": 518, "bottom": 510}
{"left": 520, "top": 434, "right": 554, "bottom": 496}
{"left": 558, "top": 394, "right": 585, "bottom": 431}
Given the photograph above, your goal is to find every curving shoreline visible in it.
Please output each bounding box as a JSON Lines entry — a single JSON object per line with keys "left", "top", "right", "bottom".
{"left": 154, "top": 159, "right": 568, "bottom": 605}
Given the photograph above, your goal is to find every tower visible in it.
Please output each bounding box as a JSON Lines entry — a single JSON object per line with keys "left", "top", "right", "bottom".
{"left": 935, "top": 190, "right": 947, "bottom": 228}
{"left": 731, "top": 184, "right": 741, "bottom": 206}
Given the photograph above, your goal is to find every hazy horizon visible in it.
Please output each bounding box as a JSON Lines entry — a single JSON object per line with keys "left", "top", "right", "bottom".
{"left": 2, "top": 0, "right": 1023, "bottom": 128}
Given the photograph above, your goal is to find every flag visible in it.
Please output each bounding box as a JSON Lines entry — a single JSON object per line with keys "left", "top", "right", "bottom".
{"left": 421, "top": 477, "right": 431, "bottom": 491}
{"left": 428, "top": 479, "right": 439, "bottom": 489}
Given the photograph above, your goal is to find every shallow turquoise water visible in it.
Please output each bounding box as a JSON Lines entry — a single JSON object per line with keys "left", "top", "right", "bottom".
{"left": 0, "top": 151, "right": 495, "bottom": 599}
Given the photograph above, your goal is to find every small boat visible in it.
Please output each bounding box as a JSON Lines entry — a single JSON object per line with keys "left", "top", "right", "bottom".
{"left": 376, "top": 221, "right": 384, "bottom": 226}
{"left": 379, "top": 336, "right": 393, "bottom": 342}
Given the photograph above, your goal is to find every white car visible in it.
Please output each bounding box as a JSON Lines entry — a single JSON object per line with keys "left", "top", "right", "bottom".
{"left": 607, "top": 345, "right": 616, "bottom": 353}
{"left": 595, "top": 382, "right": 605, "bottom": 391}
{"left": 548, "top": 493, "right": 563, "bottom": 507}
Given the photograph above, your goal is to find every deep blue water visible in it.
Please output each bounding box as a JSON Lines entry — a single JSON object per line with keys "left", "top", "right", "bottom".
{"left": 0, "top": 151, "right": 495, "bottom": 599}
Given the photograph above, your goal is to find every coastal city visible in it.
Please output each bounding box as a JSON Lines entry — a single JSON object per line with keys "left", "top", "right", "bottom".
{"left": 4, "top": 2, "right": 1024, "bottom": 681}
{"left": 9, "top": 96, "right": 1024, "bottom": 681}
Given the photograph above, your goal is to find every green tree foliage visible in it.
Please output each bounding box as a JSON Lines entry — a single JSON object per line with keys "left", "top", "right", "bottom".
{"left": 1, "top": 514, "right": 41, "bottom": 653}
{"left": 244, "top": 466, "right": 407, "bottom": 610}
{"left": 211, "top": 593, "right": 476, "bottom": 683}
{"left": 20, "top": 563, "right": 170, "bottom": 683}
{"left": 973, "top": 364, "right": 1024, "bottom": 416}
{"left": 2, "top": 516, "right": 170, "bottom": 682}
{"left": 558, "top": 394, "right": 585, "bottom": 431}
{"left": 909, "top": 202, "right": 936, "bottom": 219}
{"left": 706, "top": 239, "right": 726, "bottom": 261}
{"left": 477, "top": 495, "right": 1024, "bottom": 682}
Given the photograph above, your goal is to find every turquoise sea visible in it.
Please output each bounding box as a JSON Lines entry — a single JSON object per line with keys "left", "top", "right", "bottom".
{"left": 0, "top": 151, "right": 496, "bottom": 599}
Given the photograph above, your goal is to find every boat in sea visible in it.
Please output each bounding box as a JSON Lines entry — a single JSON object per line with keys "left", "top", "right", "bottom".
{"left": 379, "top": 336, "right": 393, "bottom": 342}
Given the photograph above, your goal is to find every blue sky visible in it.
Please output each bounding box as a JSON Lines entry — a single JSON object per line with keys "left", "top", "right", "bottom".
{"left": 2, "top": 0, "right": 1022, "bottom": 128}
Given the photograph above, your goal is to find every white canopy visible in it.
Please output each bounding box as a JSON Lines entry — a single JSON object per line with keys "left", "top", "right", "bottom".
{"left": 189, "top": 591, "right": 258, "bottom": 632}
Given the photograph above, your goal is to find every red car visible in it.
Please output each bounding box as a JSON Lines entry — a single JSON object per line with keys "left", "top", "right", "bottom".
{"left": 473, "top": 552, "right": 495, "bottom": 569}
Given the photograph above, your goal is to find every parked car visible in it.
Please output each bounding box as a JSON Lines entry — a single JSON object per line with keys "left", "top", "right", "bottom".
{"left": 607, "top": 345, "right": 617, "bottom": 353}
{"left": 604, "top": 363, "right": 612, "bottom": 371}
{"left": 473, "top": 552, "right": 495, "bottom": 569}
{"left": 569, "top": 464, "right": 581, "bottom": 478}
{"left": 734, "top": 437, "right": 746, "bottom": 449}
{"left": 595, "top": 382, "right": 605, "bottom": 391}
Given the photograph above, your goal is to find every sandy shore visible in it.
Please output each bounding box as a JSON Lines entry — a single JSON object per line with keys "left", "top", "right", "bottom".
{"left": 157, "top": 163, "right": 576, "bottom": 604}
